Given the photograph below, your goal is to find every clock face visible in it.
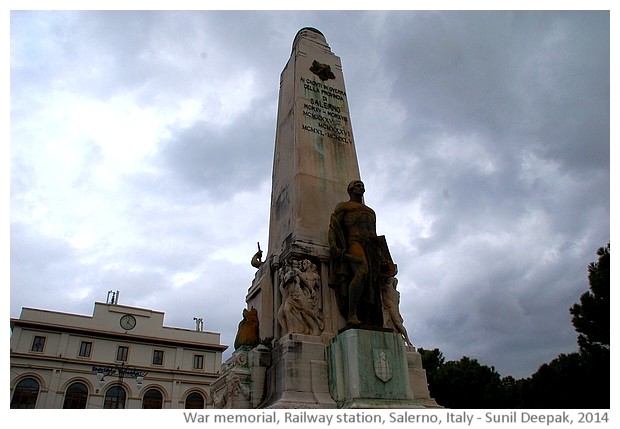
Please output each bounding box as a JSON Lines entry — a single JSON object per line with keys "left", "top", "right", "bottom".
{"left": 120, "top": 314, "right": 136, "bottom": 330}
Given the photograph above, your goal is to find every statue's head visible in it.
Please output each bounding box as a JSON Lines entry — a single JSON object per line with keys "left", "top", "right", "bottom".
{"left": 347, "top": 180, "right": 365, "bottom": 196}
{"left": 242, "top": 307, "right": 258, "bottom": 322}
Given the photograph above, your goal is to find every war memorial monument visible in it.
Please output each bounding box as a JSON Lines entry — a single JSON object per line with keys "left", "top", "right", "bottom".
{"left": 210, "top": 27, "right": 439, "bottom": 409}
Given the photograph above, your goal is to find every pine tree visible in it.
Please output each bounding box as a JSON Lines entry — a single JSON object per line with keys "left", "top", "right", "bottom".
{"left": 570, "top": 243, "right": 609, "bottom": 355}
{"left": 568, "top": 243, "right": 610, "bottom": 408}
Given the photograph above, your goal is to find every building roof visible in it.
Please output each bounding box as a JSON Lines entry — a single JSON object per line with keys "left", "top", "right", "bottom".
{"left": 11, "top": 302, "right": 228, "bottom": 351}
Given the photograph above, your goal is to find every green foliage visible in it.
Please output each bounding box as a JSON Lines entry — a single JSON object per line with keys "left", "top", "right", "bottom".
{"left": 422, "top": 355, "right": 506, "bottom": 408}
{"left": 417, "top": 347, "right": 444, "bottom": 381}
{"left": 500, "top": 375, "right": 526, "bottom": 408}
{"left": 568, "top": 243, "right": 610, "bottom": 407}
{"left": 523, "top": 353, "right": 590, "bottom": 408}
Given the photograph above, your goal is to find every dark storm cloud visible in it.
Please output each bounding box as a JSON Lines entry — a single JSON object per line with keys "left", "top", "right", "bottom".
{"left": 391, "top": 12, "right": 608, "bottom": 173}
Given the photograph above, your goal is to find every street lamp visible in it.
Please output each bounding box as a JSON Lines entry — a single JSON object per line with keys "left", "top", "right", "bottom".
{"left": 92, "top": 362, "right": 147, "bottom": 408}
{"left": 92, "top": 363, "right": 148, "bottom": 408}
{"left": 93, "top": 363, "right": 148, "bottom": 389}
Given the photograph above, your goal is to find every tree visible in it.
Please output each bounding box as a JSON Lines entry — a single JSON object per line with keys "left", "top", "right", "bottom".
{"left": 570, "top": 243, "right": 610, "bottom": 356}
{"left": 420, "top": 349, "right": 511, "bottom": 408}
{"left": 429, "top": 356, "right": 505, "bottom": 408}
{"left": 523, "top": 353, "right": 591, "bottom": 408}
{"left": 570, "top": 243, "right": 611, "bottom": 408}
{"left": 568, "top": 243, "right": 610, "bottom": 408}
{"left": 418, "top": 347, "right": 444, "bottom": 384}
{"left": 500, "top": 375, "right": 526, "bottom": 408}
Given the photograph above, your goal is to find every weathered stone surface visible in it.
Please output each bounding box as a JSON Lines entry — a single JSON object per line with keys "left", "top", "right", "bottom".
{"left": 405, "top": 347, "right": 441, "bottom": 408}
{"left": 327, "top": 329, "right": 440, "bottom": 408}
{"left": 277, "top": 259, "right": 324, "bottom": 336}
{"left": 260, "top": 334, "right": 336, "bottom": 408}
{"left": 328, "top": 329, "right": 411, "bottom": 405}
{"left": 266, "top": 27, "right": 360, "bottom": 263}
{"left": 211, "top": 349, "right": 252, "bottom": 409}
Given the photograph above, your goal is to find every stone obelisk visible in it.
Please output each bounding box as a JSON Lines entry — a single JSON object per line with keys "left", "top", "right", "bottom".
{"left": 245, "top": 27, "right": 359, "bottom": 408}
{"left": 213, "top": 28, "right": 438, "bottom": 409}
{"left": 248, "top": 27, "right": 358, "bottom": 345}
{"left": 266, "top": 28, "right": 360, "bottom": 261}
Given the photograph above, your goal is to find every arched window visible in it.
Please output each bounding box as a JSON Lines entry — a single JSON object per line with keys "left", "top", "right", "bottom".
{"left": 142, "top": 388, "right": 163, "bottom": 409}
{"left": 185, "top": 391, "right": 205, "bottom": 409}
{"left": 10, "top": 378, "right": 40, "bottom": 409}
{"left": 103, "top": 385, "right": 126, "bottom": 409}
{"left": 63, "top": 382, "right": 89, "bottom": 409}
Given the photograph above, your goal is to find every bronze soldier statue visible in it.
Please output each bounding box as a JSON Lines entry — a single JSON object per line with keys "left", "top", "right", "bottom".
{"left": 328, "top": 180, "right": 396, "bottom": 328}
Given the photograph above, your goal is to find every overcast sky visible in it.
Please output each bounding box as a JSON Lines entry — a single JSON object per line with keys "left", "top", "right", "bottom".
{"left": 8, "top": 8, "right": 612, "bottom": 379}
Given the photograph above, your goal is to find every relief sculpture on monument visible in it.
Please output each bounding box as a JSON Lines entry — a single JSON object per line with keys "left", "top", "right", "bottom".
{"left": 211, "top": 373, "right": 250, "bottom": 409}
{"left": 328, "top": 180, "right": 397, "bottom": 328}
{"left": 277, "top": 259, "right": 324, "bottom": 335}
{"left": 299, "top": 259, "right": 322, "bottom": 320}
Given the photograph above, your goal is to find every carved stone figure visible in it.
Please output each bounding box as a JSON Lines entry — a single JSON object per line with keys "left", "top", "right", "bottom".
{"left": 299, "top": 259, "right": 322, "bottom": 319}
{"left": 328, "top": 180, "right": 397, "bottom": 327}
{"left": 277, "top": 261, "right": 323, "bottom": 335}
{"left": 234, "top": 307, "right": 260, "bottom": 350}
{"left": 212, "top": 373, "right": 250, "bottom": 408}
{"left": 381, "top": 277, "right": 413, "bottom": 346}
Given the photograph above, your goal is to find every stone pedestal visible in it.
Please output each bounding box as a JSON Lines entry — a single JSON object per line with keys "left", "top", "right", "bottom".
{"left": 211, "top": 346, "right": 271, "bottom": 409}
{"left": 405, "top": 345, "right": 441, "bottom": 408}
{"left": 327, "top": 328, "right": 437, "bottom": 408}
{"left": 260, "top": 334, "right": 336, "bottom": 408}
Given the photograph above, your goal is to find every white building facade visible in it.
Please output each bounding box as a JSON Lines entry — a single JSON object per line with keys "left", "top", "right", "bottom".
{"left": 10, "top": 301, "right": 227, "bottom": 409}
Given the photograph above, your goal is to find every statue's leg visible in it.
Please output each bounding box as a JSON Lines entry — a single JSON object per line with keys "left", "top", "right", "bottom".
{"left": 347, "top": 242, "right": 368, "bottom": 325}
{"left": 277, "top": 304, "right": 288, "bottom": 334}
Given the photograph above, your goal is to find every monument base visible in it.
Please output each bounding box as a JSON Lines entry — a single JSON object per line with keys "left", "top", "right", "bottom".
{"left": 405, "top": 344, "right": 442, "bottom": 408}
{"left": 211, "top": 346, "right": 272, "bottom": 409}
{"left": 327, "top": 328, "right": 439, "bottom": 408}
{"left": 260, "top": 334, "right": 337, "bottom": 409}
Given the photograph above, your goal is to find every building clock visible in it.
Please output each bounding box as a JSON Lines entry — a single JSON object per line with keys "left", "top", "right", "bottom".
{"left": 119, "top": 314, "right": 137, "bottom": 330}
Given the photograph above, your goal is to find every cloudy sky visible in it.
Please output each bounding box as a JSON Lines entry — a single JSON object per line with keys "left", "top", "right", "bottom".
{"left": 9, "top": 8, "right": 611, "bottom": 379}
